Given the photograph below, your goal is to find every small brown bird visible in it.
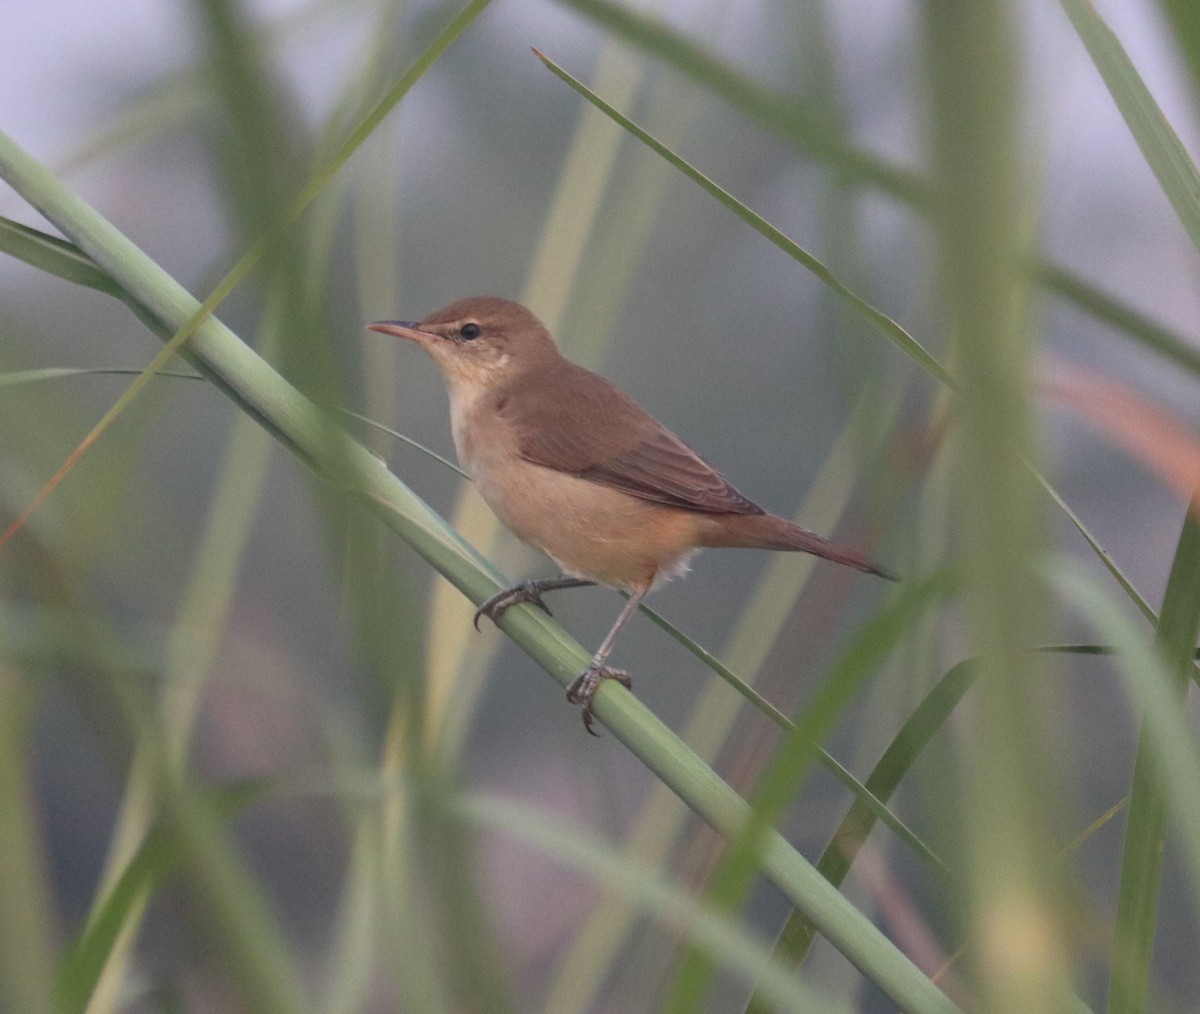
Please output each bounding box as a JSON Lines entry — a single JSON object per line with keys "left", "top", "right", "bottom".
{"left": 369, "top": 297, "right": 893, "bottom": 733}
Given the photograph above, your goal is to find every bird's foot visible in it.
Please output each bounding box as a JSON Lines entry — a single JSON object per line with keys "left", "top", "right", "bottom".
{"left": 473, "top": 581, "right": 555, "bottom": 630}
{"left": 566, "top": 663, "right": 632, "bottom": 736}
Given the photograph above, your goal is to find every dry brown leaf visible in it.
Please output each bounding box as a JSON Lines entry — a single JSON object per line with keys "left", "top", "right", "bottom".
{"left": 1042, "top": 364, "right": 1200, "bottom": 511}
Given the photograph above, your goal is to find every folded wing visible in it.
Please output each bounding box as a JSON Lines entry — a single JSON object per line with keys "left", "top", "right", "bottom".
{"left": 508, "top": 360, "right": 764, "bottom": 516}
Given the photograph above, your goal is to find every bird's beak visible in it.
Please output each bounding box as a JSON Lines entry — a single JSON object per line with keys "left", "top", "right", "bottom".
{"left": 367, "top": 320, "right": 432, "bottom": 343}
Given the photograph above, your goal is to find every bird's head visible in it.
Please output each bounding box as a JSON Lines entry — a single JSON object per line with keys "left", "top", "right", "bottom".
{"left": 368, "top": 296, "right": 559, "bottom": 392}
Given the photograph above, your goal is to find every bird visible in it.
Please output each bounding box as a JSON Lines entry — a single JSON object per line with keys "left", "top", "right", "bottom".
{"left": 368, "top": 297, "right": 894, "bottom": 733}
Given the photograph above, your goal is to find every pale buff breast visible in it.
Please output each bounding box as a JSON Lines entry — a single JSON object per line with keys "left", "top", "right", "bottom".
{"left": 473, "top": 455, "right": 700, "bottom": 591}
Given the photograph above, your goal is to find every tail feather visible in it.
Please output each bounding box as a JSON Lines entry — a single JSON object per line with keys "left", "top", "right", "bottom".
{"left": 699, "top": 513, "right": 897, "bottom": 581}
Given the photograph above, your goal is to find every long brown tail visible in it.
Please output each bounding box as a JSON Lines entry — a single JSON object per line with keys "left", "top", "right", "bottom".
{"left": 699, "top": 512, "right": 898, "bottom": 581}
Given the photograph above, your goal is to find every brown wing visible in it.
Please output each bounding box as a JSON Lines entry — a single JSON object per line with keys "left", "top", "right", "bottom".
{"left": 505, "top": 359, "right": 764, "bottom": 516}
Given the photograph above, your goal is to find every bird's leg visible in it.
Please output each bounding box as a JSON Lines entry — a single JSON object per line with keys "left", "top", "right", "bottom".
{"left": 474, "top": 576, "right": 595, "bottom": 630}
{"left": 567, "top": 586, "right": 649, "bottom": 735}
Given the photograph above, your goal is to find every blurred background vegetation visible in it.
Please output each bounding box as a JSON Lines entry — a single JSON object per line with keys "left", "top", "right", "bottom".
{"left": 2, "top": 0, "right": 1200, "bottom": 1011}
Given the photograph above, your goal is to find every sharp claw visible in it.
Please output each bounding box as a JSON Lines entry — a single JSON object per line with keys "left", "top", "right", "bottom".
{"left": 567, "top": 664, "right": 631, "bottom": 735}
{"left": 474, "top": 581, "right": 554, "bottom": 632}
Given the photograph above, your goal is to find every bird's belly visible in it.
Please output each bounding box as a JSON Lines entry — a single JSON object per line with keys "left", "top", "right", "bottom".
{"left": 472, "top": 458, "right": 699, "bottom": 591}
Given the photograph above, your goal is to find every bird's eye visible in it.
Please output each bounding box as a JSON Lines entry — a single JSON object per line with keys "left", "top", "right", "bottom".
{"left": 460, "top": 322, "right": 482, "bottom": 341}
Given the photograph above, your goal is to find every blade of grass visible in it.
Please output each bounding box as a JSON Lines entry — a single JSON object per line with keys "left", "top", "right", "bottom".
{"left": 664, "top": 570, "right": 956, "bottom": 1013}
{"left": 749, "top": 657, "right": 976, "bottom": 996}
{"left": 82, "top": 341, "right": 280, "bottom": 1013}
{"left": 78, "top": 754, "right": 157, "bottom": 1014}
{"left": 925, "top": 3, "right": 1073, "bottom": 1010}
{"left": 0, "top": 216, "right": 123, "bottom": 297}
{"left": 553, "top": 0, "right": 928, "bottom": 206}
{"left": 159, "top": 778, "right": 310, "bottom": 1013}
{"left": 1034, "top": 476, "right": 1157, "bottom": 625}
{"left": 344, "top": 411, "right": 468, "bottom": 478}
{"left": 55, "top": 781, "right": 265, "bottom": 1014}
{"left": 0, "top": 668, "right": 56, "bottom": 1014}
{"left": 61, "top": 581, "right": 319, "bottom": 1014}
{"left": 1035, "top": 261, "right": 1200, "bottom": 379}
{"left": 1157, "top": 0, "right": 1200, "bottom": 101}
{"left": 1104, "top": 512, "right": 1200, "bottom": 1014}
{"left": 533, "top": 49, "right": 953, "bottom": 390}
{"left": 1059, "top": 0, "right": 1200, "bottom": 256}
{"left": 0, "top": 367, "right": 201, "bottom": 386}
{"left": 58, "top": 820, "right": 174, "bottom": 1014}
{"left": 643, "top": 605, "right": 950, "bottom": 880}
{"left": 100, "top": 662, "right": 310, "bottom": 1014}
